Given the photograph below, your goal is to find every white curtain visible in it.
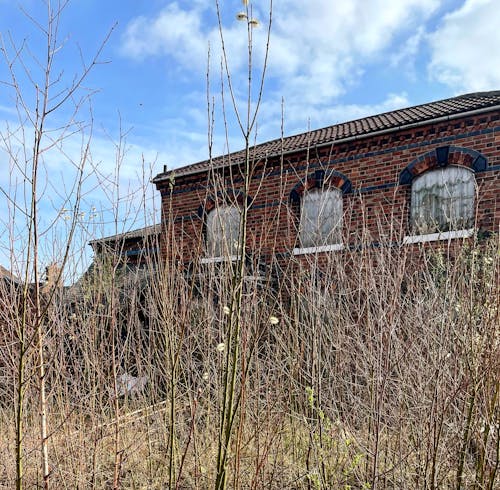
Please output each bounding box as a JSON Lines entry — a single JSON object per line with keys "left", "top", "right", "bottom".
{"left": 300, "top": 187, "right": 343, "bottom": 248}
{"left": 411, "top": 166, "right": 475, "bottom": 234}
{"left": 206, "top": 205, "right": 241, "bottom": 256}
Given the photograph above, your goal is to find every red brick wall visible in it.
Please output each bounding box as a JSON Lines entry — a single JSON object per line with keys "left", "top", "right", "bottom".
{"left": 156, "top": 111, "right": 500, "bottom": 265}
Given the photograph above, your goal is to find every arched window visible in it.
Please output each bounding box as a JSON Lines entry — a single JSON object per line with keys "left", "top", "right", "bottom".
{"left": 290, "top": 169, "right": 350, "bottom": 254}
{"left": 206, "top": 205, "right": 240, "bottom": 257}
{"left": 299, "top": 187, "right": 343, "bottom": 248}
{"left": 411, "top": 166, "right": 475, "bottom": 234}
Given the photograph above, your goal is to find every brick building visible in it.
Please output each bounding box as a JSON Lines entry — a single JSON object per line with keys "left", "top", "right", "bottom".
{"left": 150, "top": 91, "right": 499, "bottom": 269}
{"left": 89, "top": 224, "right": 161, "bottom": 268}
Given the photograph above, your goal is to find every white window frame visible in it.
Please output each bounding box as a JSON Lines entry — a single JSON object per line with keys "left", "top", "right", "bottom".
{"left": 293, "top": 243, "right": 344, "bottom": 256}
{"left": 403, "top": 228, "right": 475, "bottom": 245}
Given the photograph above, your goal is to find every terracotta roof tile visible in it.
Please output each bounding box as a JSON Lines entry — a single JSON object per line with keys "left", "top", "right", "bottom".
{"left": 153, "top": 91, "right": 500, "bottom": 182}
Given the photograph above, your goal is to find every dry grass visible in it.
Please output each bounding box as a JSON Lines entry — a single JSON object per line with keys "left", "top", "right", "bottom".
{"left": 1, "top": 233, "right": 498, "bottom": 489}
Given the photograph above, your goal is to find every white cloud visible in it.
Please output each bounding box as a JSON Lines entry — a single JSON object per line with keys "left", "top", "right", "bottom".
{"left": 121, "top": 0, "right": 440, "bottom": 128}
{"left": 390, "top": 26, "right": 425, "bottom": 75}
{"left": 121, "top": 2, "right": 251, "bottom": 75}
{"left": 0, "top": 104, "right": 19, "bottom": 116}
{"left": 122, "top": 3, "right": 207, "bottom": 65}
{"left": 266, "top": 0, "right": 439, "bottom": 106}
{"left": 428, "top": 0, "right": 500, "bottom": 92}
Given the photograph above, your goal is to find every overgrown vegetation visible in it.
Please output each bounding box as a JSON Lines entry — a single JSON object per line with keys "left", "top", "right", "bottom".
{"left": 0, "top": 1, "right": 498, "bottom": 489}
{"left": 1, "top": 235, "right": 498, "bottom": 489}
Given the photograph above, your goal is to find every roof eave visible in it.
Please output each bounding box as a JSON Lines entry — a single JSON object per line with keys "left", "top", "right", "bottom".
{"left": 88, "top": 225, "right": 161, "bottom": 247}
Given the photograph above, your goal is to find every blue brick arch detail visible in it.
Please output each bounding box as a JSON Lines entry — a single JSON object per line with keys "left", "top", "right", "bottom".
{"left": 290, "top": 169, "right": 352, "bottom": 204}
{"left": 399, "top": 146, "right": 487, "bottom": 185}
{"left": 197, "top": 189, "right": 251, "bottom": 219}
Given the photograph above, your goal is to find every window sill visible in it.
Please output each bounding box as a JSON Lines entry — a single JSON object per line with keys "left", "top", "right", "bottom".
{"left": 199, "top": 255, "right": 240, "bottom": 264}
{"left": 293, "top": 243, "right": 344, "bottom": 255}
{"left": 403, "top": 228, "right": 475, "bottom": 245}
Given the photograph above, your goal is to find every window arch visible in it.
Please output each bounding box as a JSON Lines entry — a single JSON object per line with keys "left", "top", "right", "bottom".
{"left": 410, "top": 165, "right": 475, "bottom": 234}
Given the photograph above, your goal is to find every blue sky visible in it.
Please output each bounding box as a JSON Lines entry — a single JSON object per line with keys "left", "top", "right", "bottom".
{"left": 0, "top": 0, "right": 499, "bottom": 275}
